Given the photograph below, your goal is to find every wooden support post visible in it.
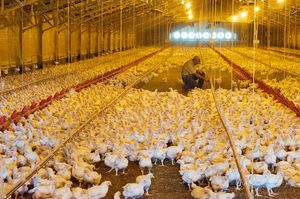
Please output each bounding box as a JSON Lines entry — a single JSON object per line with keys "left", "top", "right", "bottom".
{"left": 295, "top": 22, "right": 298, "bottom": 49}
{"left": 96, "top": 0, "right": 100, "bottom": 56}
{"left": 77, "top": 28, "right": 81, "bottom": 60}
{"left": 54, "top": 0, "right": 59, "bottom": 62}
{"left": 67, "top": 0, "right": 71, "bottom": 63}
{"left": 16, "top": 10, "right": 23, "bottom": 74}
{"left": 1, "top": 0, "right": 4, "bottom": 11}
{"left": 109, "top": 32, "right": 112, "bottom": 52}
{"left": 78, "top": 4, "right": 82, "bottom": 61}
{"left": 37, "top": 14, "right": 43, "bottom": 69}
{"left": 120, "top": 0, "right": 122, "bottom": 52}
{"left": 88, "top": 24, "right": 91, "bottom": 58}
{"left": 96, "top": 18, "right": 99, "bottom": 56}
{"left": 101, "top": 0, "right": 103, "bottom": 54}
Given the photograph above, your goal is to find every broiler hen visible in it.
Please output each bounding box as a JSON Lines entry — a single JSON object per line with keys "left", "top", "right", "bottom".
{"left": 263, "top": 170, "right": 283, "bottom": 196}
{"left": 246, "top": 173, "right": 266, "bottom": 196}
{"left": 190, "top": 183, "right": 211, "bottom": 199}
{"left": 210, "top": 176, "right": 229, "bottom": 192}
{"left": 87, "top": 181, "right": 112, "bottom": 199}
{"left": 136, "top": 173, "right": 154, "bottom": 195}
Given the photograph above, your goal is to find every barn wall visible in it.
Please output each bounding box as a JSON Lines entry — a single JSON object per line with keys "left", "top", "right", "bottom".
{"left": 0, "top": 14, "right": 135, "bottom": 71}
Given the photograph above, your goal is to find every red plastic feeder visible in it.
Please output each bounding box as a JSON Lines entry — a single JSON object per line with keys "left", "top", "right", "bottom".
{"left": 60, "top": 89, "right": 67, "bottom": 95}
{"left": 21, "top": 106, "right": 30, "bottom": 117}
{"left": 11, "top": 110, "right": 19, "bottom": 119}
{"left": 47, "top": 96, "right": 53, "bottom": 102}
{"left": 11, "top": 110, "right": 20, "bottom": 124}
{"left": 54, "top": 92, "right": 60, "bottom": 99}
{"left": 39, "top": 99, "right": 47, "bottom": 109}
{"left": 0, "top": 116, "right": 7, "bottom": 126}
{"left": 30, "top": 102, "right": 38, "bottom": 110}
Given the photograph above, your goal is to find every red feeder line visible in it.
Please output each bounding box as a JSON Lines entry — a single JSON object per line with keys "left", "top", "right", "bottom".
{"left": 212, "top": 48, "right": 249, "bottom": 80}
{"left": 268, "top": 48, "right": 300, "bottom": 59}
{"left": 212, "top": 47, "right": 300, "bottom": 118}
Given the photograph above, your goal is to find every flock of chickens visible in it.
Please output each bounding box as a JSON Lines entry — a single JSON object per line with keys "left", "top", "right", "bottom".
{"left": 0, "top": 47, "right": 299, "bottom": 199}
{"left": 0, "top": 48, "right": 159, "bottom": 116}
{"left": 217, "top": 47, "right": 300, "bottom": 107}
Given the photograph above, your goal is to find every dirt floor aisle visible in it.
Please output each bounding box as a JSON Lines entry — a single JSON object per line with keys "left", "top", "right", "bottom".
{"left": 144, "top": 161, "right": 192, "bottom": 199}
{"left": 94, "top": 161, "right": 192, "bottom": 198}
{"left": 138, "top": 62, "right": 234, "bottom": 94}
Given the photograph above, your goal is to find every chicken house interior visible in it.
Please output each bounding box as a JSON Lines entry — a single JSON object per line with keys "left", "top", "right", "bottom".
{"left": 0, "top": 0, "right": 300, "bottom": 199}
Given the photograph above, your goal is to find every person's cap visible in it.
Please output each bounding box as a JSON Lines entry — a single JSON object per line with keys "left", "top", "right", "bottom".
{"left": 193, "top": 56, "right": 201, "bottom": 64}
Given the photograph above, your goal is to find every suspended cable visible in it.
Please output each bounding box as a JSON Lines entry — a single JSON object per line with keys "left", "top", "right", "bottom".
{"left": 68, "top": 0, "right": 70, "bottom": 63}
{"left": 251, "top": 0, "right": 258, "bottom": 197}
{"left": 120, "top": 0, "right": 122, "bottom": 52}
{"left": 230, "top": 0, "right": 234, "bottom": 90}
{"left": 21, "top": 1, "right": 24, "bottom": 104}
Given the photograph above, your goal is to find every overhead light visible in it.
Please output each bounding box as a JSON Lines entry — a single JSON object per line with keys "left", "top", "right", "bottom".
{"left": 171, "top": 30, "right": 236, "bottom": 41}
{"left": 225, "top": 32, "right": 233, "bottom": 40}
{"left": 188, "top": 32, "right": 195, "bottom": 39}
{"left": 254, "top": 6, "right": 260, "bottom": 12}
{"left": 185, "top": 2, "right": 191, "bottom": 9}
{"left": 203, "top": 32, "right": 210, "bottom": 39}
{"left": 231, "top": 15, "right": 238, "bottom": 22}
{"left": 187, "top": 10, "right": 192, "bottom": 15}
{"left": 277, "top": 0, "right": 284, "bottom": 3}
{"left": 181, "top": 32, "right": 188, "bottom": 39}
{"left": 240, "top": 11, "right": 248, "bottom": 18}
{"left": 218, "top": 32, "right": 225, "bottom": 39}
{"left": 174, "top": 32, "right": 181, "bottom": 39}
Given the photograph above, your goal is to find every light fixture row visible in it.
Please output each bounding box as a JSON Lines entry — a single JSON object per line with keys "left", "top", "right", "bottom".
{"left": 230, "top": 0, "right": 284, "bottom": 23}
{"left": 181, "top": 1, "right": 193, "bottom": 20}
{"left": 230, "top": 6, "right": 260, "bottom": 22}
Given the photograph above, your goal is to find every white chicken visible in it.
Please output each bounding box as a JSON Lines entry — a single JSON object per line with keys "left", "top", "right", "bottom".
{"left": 246, "top": 173, "right": 266, "bottom": 196}
{"left": 274, "top": 146, "right": 287, "bottom": 161}
{"left": 114, "top": 155, "right": 129, "bottom": 175}
{"left": 122, "top": 179, "right": 147, "bottom": 199}
{"left": 29, "top": 183, "right": 56, "bottom": 199}
{"left": 204, "top": 162, "right": 229, "bottom": 178}
{"left": 264, "top": 144, "right": 277, "bottom": 170}
{"left": 225, "top": 166, "right": 242, "bottom": 189}
{"left": 209, "top": 191, "right": 235, "bottom": 199}
{"left": 138, "top": 155, "right": 153, "bottom": 175}
{"left": 180, "top": 167, "right": 205, "bottom": 190}
{"left": 114, "top": 191, "right": 122, "bottom": 199}
{"left": 166, "top": 143, "right": 184, "bottom": 165}
{"left": 190, "top": 183, "right": 211, "bottom": 199}
{"left": 72, "top": 163, "right": 86, "bottom": 186}
{"left": 287, "top": 151, "right": 300, "bottom": 163}
{"left": 53, "top": 184, "right": 73, "bottom": 199}
{"left": 210, "top": 176, "right": 229, "bottom": 192}
{"left": 24, "top": 145, "right": 40, "bottom": 168}
{"left": 151, "top": 146, "right": 167, "bottom": 166}
{"left": 136, "top": 173, "right": 154, "bottom": 195}
{"left": 84, "top": 150, "right": 101, "bottom": 164}
{"left": 83, "top": 169, "right": 102, "bottom": 185}
{"left": 263, "top": 170, "right": 283, "bottom": 196}
{"left": 0, "top": 164, "right": 12, "bottom": 183}
{"left": 72, "top": 187, "right": 89, "bottom": 199}
{"left": 252, "top": 161, "right": 268, "bottom": 174}
{"left": 87, "top": 181, "right": 112, "bottom": 199}
{"left": 104, "top": 153, "right": 118, "bottom": 172}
